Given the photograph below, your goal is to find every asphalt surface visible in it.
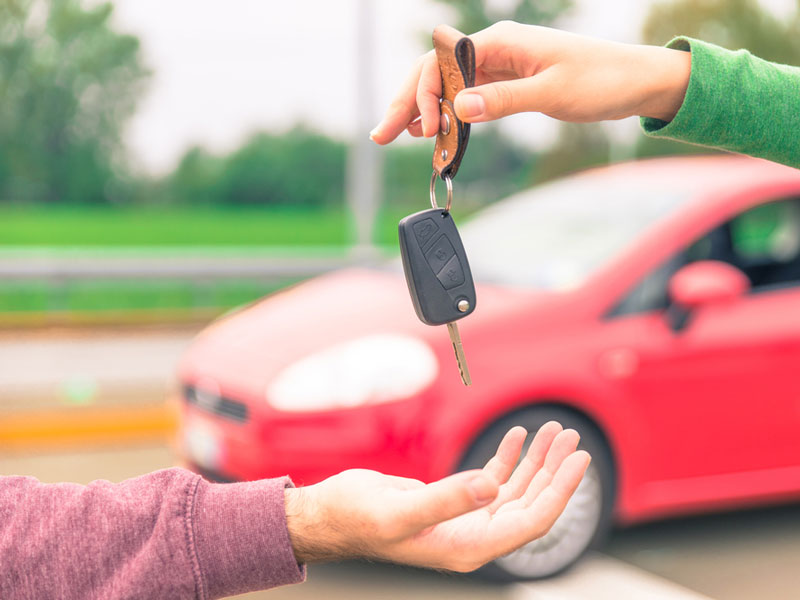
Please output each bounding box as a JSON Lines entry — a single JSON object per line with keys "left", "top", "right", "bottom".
{"left": 606, "top": 503, "right": 800, "bottom": 600}
{"left": 0, "top": 326, "right": 197, "bottom": 413}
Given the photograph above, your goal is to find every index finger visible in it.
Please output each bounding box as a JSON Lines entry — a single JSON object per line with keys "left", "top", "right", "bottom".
{"left": 371, "top": 50, "right": 440, "bottom": 145}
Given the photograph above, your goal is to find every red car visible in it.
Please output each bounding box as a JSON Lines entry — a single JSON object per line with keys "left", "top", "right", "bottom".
{"left": 178, "top": 156, "right": 800, "bottom": 580}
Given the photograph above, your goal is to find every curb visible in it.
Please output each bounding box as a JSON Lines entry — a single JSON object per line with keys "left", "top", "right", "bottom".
{"left": 0, "top": 308, "right": 220, "bottom": 329}
{"left": 0, "top": 402, "right": 179, "bottom": 450}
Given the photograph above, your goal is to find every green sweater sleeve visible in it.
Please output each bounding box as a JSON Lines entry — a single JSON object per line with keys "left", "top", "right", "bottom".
{"left": 641, "top": 37, "right": 800, "bottom": 168}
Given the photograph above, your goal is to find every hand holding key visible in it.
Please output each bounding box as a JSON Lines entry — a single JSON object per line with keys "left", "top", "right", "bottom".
{"left": 370, "top": 21, "right": 691, "bottom": 144}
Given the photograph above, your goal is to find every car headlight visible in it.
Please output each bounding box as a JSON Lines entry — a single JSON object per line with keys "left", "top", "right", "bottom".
{"left": 266, "top": 334, "right": 439, "bottom": 412}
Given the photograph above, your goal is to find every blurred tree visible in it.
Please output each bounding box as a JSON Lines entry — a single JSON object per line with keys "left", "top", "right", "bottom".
{"left": 528, "top": 0, "right": 800, "bottom": 179}
{"left": 637, "top": 0, "right": 800, "bottom": 159}
{"left": 432, "top": 0, "right": 573, "bottom": 34}
{"left": 383, "top": 127, "right": 536, "bottom": 209}
{"left": 643, "top": 0, "right": 800, "bottom": 65}
{"left": 449, "top": 126, "right": 536, "bottom": 206}
{"left": 533, "top": 123, "right": 610, "bottom": 183}
{"left": 165, "top": 126, "right": 535, "bottom": 211}
{"left": 166, "top": 128, "right": 346, "bottom": 207}
{"left": 0, "top": 0, "right": 147, "bottom": 204}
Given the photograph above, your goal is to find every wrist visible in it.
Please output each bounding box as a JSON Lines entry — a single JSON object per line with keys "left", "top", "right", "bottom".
{"left": 284, "top": 483, "right": 358, "bottom": 564}
{"left": 636, "top": 45, "right": 691, "bottom": 121}
{"left": 284, "top": 486, "right": 317, "bottom": 563}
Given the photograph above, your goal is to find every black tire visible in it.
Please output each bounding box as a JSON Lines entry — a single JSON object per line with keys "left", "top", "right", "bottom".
{"left": 458, "top": 405, "right": 615, "bottom": 581}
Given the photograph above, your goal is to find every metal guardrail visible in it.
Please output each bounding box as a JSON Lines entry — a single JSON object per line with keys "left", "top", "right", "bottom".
{"left": 0, "top": 246, "right": 389, "bottom": 281}
{"left": 0, "top": 246, "right": 393, "bottom": 326}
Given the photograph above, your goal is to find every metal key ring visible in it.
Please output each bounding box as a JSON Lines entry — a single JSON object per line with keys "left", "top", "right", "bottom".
{"left": 429, "top": 170, "right": 453, "bottom": 213}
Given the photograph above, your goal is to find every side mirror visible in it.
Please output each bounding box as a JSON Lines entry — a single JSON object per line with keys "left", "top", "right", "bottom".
{"left": 666, "top": 261, "right": 750, "bottom": 332}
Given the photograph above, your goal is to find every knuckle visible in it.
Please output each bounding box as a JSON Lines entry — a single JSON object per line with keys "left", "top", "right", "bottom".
{"left": 416, "top": 87, "right": 433, "bottom": 108}
{"left": 490, "top": 20, "right": 512, "bottom": 31}
{"left": 388, "top": 98, "right": 411, "bottom": 115}
{"left": 490, "top": 20, "right": 519, "bottom": 36}
{"left": 415, "top": 50, "right": 434, "bottom": 67}
{"left": 491, "top": 82, "right": 515, "bottom": 116}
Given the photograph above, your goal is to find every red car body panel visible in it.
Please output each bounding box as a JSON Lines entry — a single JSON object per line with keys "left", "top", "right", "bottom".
{"left": 178, "top": 156, "right": 800, "bottom": 525}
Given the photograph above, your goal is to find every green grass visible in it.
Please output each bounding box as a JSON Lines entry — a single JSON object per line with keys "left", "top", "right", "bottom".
{"left": 0, "top": 205, "right": 418, "bottom": 315}
{"left": 0, "top": 205, "right": 412, "bottom": 247}
{"left": 0, "top": 279, "right": 300, "bottom": 315}
{"left": 0, "top": 206, "right": 349, "bottom": 246}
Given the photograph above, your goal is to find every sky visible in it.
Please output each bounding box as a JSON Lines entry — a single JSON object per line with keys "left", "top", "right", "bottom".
{"left": 110, "top": 0, "right": 450, "bottom": 174}
{"left": 106, "top": 0, "right": 796, "bottom": 175}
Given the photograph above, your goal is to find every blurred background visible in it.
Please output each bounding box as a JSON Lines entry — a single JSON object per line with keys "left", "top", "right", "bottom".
{"left": 2, "top": 1, "right": 800, "bottom": 599}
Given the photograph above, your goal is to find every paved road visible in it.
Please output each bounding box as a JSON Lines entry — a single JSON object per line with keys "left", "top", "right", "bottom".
{"left": 606, "top": 503, "right": 800, "bottom": 600}
{"left": 0, "top": 246, "right": 361, "bottom": 280}
{"left": 0, "top": 326, "right": 197, "bottom": 412}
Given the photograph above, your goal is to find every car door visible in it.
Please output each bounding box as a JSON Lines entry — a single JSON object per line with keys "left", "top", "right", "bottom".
{"left": 601, "top": 198, "right": 800, "bottom": 504}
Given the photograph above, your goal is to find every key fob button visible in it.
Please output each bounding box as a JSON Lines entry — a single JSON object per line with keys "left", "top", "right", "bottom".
{"left": 437, "top": 255, "right": 465, "bottom": 289}
{"left": 413, "top": 218, "right": 439, "bottom": 247}
{"left": 425, "top": 235, "right": 455, "bottom": 274}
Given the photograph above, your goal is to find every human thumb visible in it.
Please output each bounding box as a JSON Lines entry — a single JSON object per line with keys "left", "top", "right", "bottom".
{"left": 395, "top": 470, "right": 499, "bottom": 534}
{"left": 455, "top": 76, "right": 547, "bottom": 123}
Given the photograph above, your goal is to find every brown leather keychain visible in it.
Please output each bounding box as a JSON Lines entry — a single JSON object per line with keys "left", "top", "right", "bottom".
{"left": 432, "top": 25, "right": 475, "bottom": 186}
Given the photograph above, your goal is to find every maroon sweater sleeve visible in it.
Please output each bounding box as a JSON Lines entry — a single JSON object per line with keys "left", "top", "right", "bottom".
{"left": 0, "top": 468, "right": 306, "bottom": 599}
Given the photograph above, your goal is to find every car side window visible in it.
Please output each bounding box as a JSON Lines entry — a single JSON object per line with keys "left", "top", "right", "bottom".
{"left": 609, "top": 255, "right": 682, "bottom": 316}
{"left": 727, "top": 199, "right": 800, "bottom": 289}
{"left": 609, "top": 197, "right": 800, "bottom": 317}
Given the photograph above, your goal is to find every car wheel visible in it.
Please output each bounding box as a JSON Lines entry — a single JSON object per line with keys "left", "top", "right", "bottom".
{"left": 458, "top": 406, "right": 615, "bottom": 581}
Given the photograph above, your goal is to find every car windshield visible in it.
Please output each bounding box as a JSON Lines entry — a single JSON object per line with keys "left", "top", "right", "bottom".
{"left": 459, "top": 174, "right": 691, "bottom": 291}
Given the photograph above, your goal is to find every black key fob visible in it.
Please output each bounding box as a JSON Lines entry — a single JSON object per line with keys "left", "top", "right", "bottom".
{"left": 398, "top": 208, "right": 476, "bottom": 326}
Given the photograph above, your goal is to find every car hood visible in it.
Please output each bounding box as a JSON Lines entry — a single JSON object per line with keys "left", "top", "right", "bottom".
{"left": 179, "top": 267, "right": 555, "bottom": 397}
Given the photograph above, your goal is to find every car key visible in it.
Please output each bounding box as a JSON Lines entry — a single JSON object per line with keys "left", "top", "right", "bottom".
{"left": 397, "top": 25, "right": 477, "bottom": 386}
{"left": 399, "top": 206, "right": 476, "bottom": 385}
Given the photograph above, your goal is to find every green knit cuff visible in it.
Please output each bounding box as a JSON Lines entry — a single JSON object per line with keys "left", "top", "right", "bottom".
{"left": 639, "top": 37, "right": 694, "bottom": 136}
{"left": 640, "top": 37, "right": 800, "bottom": 168}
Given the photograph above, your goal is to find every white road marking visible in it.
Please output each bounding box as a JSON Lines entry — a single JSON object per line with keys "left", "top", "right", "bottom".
{"left": 512, "top": 553, "right": 715, "bottom": 600}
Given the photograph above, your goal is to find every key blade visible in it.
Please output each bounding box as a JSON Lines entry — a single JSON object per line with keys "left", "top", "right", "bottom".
{"left": 446, "top": 322, "right": 472, "bottom": 386}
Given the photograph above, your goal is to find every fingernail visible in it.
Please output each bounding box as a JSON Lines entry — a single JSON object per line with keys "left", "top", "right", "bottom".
{"left": 468, "top": 474, "right": 496, "bottom": 503}
{"left": 457, "top": 93, "right": 485, "bottom": 119}
{"left": 369, "top": 125, "right": 380, "bottom": 141}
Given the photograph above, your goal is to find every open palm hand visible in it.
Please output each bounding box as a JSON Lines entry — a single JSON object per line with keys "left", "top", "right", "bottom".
{"left": 285, "top": 422, "right": 590, "bottom": 572}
